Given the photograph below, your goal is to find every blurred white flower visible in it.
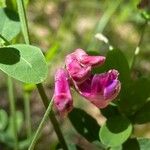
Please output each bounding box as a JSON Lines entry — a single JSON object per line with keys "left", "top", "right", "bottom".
{"left": 95, "top": 33, "right": 109, "bottom": 44}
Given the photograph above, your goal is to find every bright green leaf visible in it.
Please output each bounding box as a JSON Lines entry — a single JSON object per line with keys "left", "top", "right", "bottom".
{"left": 99, "top": 115, "right": 132, "bottom": 147}
{"left": 110, "top": 145, "right": 122, "bottom": 150}
{"left": 0, "top": 44, "right": 48, "bottom": 83}
{"left": 0, "top": 8, "right": 20, "bottom": 41}
{"left": 141, "top": 11, "right": 150, "bottom": 21}
{"left": 0, "top": 0, "right": 6, "bottom": 8}
{"left": 5, "top": 0, "right": 29, "bottom": 11}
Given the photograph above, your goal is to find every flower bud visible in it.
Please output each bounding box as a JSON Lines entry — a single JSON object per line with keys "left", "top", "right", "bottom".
{"left": 53, "top": 69, "right": 73, "bottom": 116}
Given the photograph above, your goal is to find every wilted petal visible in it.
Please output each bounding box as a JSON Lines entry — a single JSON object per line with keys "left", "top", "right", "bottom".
{"left": 54, "top": 69, "right": 73, "bottom": 116}
{"left": 75, "top": 69, "right": 121, "bottom": 108}
{"left": 79, "top": 55, "right": 105, "bottom": 67}
{"left": 65, "top": 48, "right": 105, "bottom": 83}
{"left": 65, "top": 50, "right": 91, "bottom": 83}
{"left": 74, "top": 49, "right": 105, "bottom": 67}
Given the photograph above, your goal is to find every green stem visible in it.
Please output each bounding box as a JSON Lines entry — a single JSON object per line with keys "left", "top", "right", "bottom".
{"left": 36, "top": 84, "right": 68, "bottom": 150}
{"left": 7, "top": 76, "right": 18, "bottom": 150}
{"left": 130, "top": 21, "right": 148, "bottom": 70}
{"left": 17, "top": 0, "right": 30, "bottom": 44}
{"left": 17, "top": 0, "right": 68, "bottom": 149}
{"left": 28, "top": 98, "right": 53, "bottom": 150}
{"left": 23, "top": 91, "right": 32, "bottom": 138}
{"left": 17, "top": 0, "right": 32, "bottom": 139}
{"left": 88, "top": 0, "right": 122, "bottom": 51}
{"left": 0, "top": 34, "right": 10, "bottom": 45}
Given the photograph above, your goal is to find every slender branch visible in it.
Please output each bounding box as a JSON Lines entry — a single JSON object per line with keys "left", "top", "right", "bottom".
{"left": 23, "top": 91, "right": 32, "bottom": 138}
{"left": 28, "top": 97, "right": 53, "bottom": 150}
{"left": 130, "top": 20, "right": 148, "bottom": 70}
{"left": 7, "top": 76, "right": 18, "bottom": 150}
{"left": 16, "top": 0, "right": 68, "bottom": 149}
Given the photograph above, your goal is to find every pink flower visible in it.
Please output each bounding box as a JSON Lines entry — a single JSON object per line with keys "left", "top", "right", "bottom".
{"left": 65, "top": 49, "right": 105, "bottom": 84}
{"left": 74, "top": 70, "right": 121, "bottom": 108}
{"left": 53, "top": 69, "right": 73, "bottom": 116}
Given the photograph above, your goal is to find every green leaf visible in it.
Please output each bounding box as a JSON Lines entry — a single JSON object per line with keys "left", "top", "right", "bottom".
{"left": 0, "top": 8, "right": 20, "bottom": 41}
{"left": 6, "top": 0, "right": 29, "bottom": 11}
{"left": 69, "top": 108, "right": 100, "bottom": 142}
{"left": 99, "top": 115, "right": 132, "bottom": 147}
{"left": 0, "top": 44, "right": 48, "bottom": 83}
{"left": 93, "top": 49, "right": 130, "bottom": 86}
{"left": 110, "top": 145, "right": 122, "bottom": 150}
{"left": 0, "top": 109, "right": 8, "bottom": 130}
{"left": 18, "top": 137, "right": 33, "bottom": 150}
{"left": 133, "top": 101, "right": 150, "bottom": 124}
{"left": 0, "top": 0, "right": 6, "bottom": 8}
{"left": 45, "top": 42, "right": 59, "bottom": 62}
{"left": 119, "top": 78, "right": 150, "bottom": 115}
{"left": 138, "top": 138, "right": 150, "bottom": 150}
{"left": 141, "top": 11, "right": 150, "bottom": 21}
{"left": 0, "top": 132, "right": 14, "bottom": 147}
{"left": 6, "top": 111, "right": 23, "bottom": 138}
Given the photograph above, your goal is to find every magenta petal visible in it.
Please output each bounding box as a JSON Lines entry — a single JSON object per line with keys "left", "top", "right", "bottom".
{"left": 53, "top": 69, "right": 73, "bottom": 116}
{"left": 73, "top": 48, "right": 87, "bottom": 58}
{"left": 74, "top": 49, "right": 106, "bottom": 67}
{"left": 74, "top": 69, "right": 121, "bottom": 108}
{"left": 79, "top": 55, "right": 105, "bottom": 67}
{"left": 104, "top": 79, "right": 121, "bottom": 100}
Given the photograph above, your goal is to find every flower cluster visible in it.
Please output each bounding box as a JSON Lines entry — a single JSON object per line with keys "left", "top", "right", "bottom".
{"left": 53, "top": 49, "right": 121, "bottom": 116}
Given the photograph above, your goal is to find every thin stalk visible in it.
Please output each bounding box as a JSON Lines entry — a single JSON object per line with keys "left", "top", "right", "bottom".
{"left": 130, "top": 21, "right": 148, "bottom": 70}
{"left": 17, "top": 0, "right": 32, "bottom": 139}
{"left": 17, "top": 0, "right": 30, "bottom": 44}
{"left": 0, "top": 34, "right": 10, "bottom": 45}
{"left": 28, "top": 98, "right": 53, "bottom": 150}
{"left": 7, "top": 76, "right": 18, "bottom": 150}
{"left": 36, "top": 84, "right": 68, "bottom": 150}
{"left": 23, "top": 91, "right": 32, "bottom": 138}
{"left": 17, "top": 0, "right": 68, "bottom": 149}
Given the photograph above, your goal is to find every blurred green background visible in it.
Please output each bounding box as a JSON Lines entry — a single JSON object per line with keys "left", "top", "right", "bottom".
{"left": 0, "top": 0, "right": 150, "bottom": 149}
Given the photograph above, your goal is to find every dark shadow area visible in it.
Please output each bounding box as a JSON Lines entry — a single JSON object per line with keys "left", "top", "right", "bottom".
{"left": 0, "top": 47, "right": 20, "bottom": 65}
{"left": 133, "top": 101, "right": 150, "bottom": 124}
{"left": 106, "top": 116, "right": 130, "bottom": 133}
{"left": 100, "top": 105, "right": 120, "bottom": 119}
{"left": 123, "top": 138, "right": 140, "bottom": 150}
{"left": 3, "top": 8, "right": 19, "bottom": 22}
{"left": 56, "top": 143, "right": 83, "bottom": 150}
{"left": 69, "top": 108, "right": 100, "bottom": 142}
